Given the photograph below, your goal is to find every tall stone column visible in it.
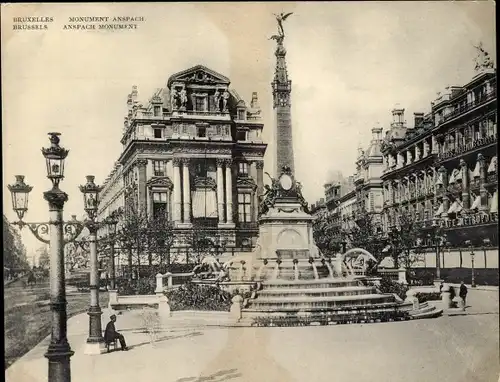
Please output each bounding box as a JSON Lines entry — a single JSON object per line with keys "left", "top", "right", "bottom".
{"left": 225, "top": 158, "right": 233, "bottom": 224}
{"left": 181, "top": 158, "right": 191, "bottom": 223}
{"left": 256, "top": 161, "right": 264, "bottom": 203}
{"left": 250, "top": 162, "right": 259, "bottom": 222}
{"left": 478, "top": 154, "right": 488, "bottom": 212}
{"left": 397, "top": 153, "right": 404, "bottom": 169}
{"left": 431, "top": 135, "right": 438, "bottom": 154}
{"left": 216, "top": 159, "right": 225, "bottom": 222}
{"left": 423, "top": 139, "right": 430, "bottom": 157}
{"left": 136, "top": 159, "right": 148, "bottom": 212}
{"left": 460, "top": 159, "right": 470, "bottom": 210}
{"left": 172, "top": 158, "right": 182, "bottom": 223}
{"left": 439, "top": 166, "right": 449, "bottom": 219}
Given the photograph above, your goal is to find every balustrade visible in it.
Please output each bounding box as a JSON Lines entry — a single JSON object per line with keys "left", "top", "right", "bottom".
{"left": 438, "top": 134, "right": 497, "bottom": 162}
{"left": 441, "top": 89, "right": 496, "bottom": 124}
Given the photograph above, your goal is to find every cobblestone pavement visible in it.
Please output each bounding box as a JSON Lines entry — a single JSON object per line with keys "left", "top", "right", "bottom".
{"left": 6, "top": 289, "right": 498, "bottom": 382}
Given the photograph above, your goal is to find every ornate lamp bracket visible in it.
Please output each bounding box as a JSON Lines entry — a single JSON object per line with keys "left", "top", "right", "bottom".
{"left": 11, "top": 218, "right": 86, "bottom": 245}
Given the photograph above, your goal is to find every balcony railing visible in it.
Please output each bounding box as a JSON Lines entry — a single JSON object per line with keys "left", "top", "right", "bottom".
{"left": 438, "top": 134, "right": 497, "bottom": 162}
{"left": 441, "top": 89, "right": 496, "bottom": 124}
{"left": 444, "top": 212, "right": 498, "bottom": 228}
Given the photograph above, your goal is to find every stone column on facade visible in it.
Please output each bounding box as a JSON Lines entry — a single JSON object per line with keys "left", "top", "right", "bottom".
{"left": 478, "top": 154, "right": 488, "bottom": 212}
{"left": 388, "top": 182, "right": 393, "bottom": 204}
{"left": 414, "top": 173, "right": 419, "bottom": 198}
{"left": 225, "top": 159, "right": 234, "bottom": 224}
{"left": 216, "top": 158, "right": 225, "bottom": 223}
{"left": 136, "top": 159, "right": 148, "bottom": 212}
{"left": 250, "top": 162, "right": 259, "bottom": 222}
{"left": 172, "top": 158, "right": 182, "bottom": 223}
{"left": 423, "top": 139, "right": 430, "bottom": 157}
{"left": 431, "top": 135, "right": 438, "bottom": 154}
{"left": 397, "top": 153, "right": 404, "bottom": 169}
{"left": 439, "top": 166, "right": 449, "bottom": 219}
{"left": 406, "top": 150, "right": 413, "bottom": 165}
{"left": 460, "top": 159, "right": 470, "bottom": 211}
{"left": 181, "top": 158, "right": 191, "bottom": 223}
{"left": 415, "top": 145, "right": 421, "bottom": 161}
{"left": 256, "top": 161, "right": 264, "bottom": 203}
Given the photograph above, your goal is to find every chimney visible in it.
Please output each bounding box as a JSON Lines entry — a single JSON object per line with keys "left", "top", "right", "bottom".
{"left": 449, "top": 86, "right": 463, "bottom": 98}
{"left": 413, "top": 112, "right": 424, "bottom": 128}
{"left": 371, "top": 126, "right": 383, "bottom": 141}
{"left": 250, "top": 92, "right": 260, "bottom": 109}
{"left": 391, "top": 105, "right": 405, "bottom": 128}
{"left": 131, "top": 85, "right": 138, "bottom": 104}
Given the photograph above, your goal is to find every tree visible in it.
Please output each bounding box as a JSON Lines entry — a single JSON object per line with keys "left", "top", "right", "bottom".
{"left": 342, "top": 207, "right": 387, "bottom": 264}
{"left": 37, "top": 246, "right": 50, "bottom": 269}
{"left": 65, "top": 241, "right": 90, "bottom": 272}
{"left": 312, "top": 209, "right": 343, "bottom": 257}
{"left": 387, "top": 214, "right": 425, "bottom": 272}
{"left": 114, "top": 205, "right": 175, "bottom": 281}
{"left": 186, "top": 222, "right": 227, "bottom": 265}
{"left": 3, "top": 215, "right": 29, "bottom": 273}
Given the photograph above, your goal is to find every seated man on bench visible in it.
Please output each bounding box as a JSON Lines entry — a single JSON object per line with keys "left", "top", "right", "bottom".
{"left": 104, "top": 314, "right": 128, "bottom": 351}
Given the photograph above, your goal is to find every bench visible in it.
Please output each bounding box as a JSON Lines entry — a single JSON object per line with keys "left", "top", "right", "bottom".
{"left": 105, "top": 339, "right": 118, "bottom": 353}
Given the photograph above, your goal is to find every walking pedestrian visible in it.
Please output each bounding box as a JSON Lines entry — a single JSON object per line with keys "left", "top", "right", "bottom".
{"left": 459, "top": 281, "right": 468, "bottom": 311}
{"left": 449, "top": 285, "right": 456, "bottom": 307}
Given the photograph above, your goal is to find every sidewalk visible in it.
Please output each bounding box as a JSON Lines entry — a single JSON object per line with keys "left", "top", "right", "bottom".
{"left": 410, "top": 284, "right": 498, "bottom": 292}
{"left": 5, "top": 308, "right": 227, "bottom": 382}
{"left": 448, "top": 283, "right": 498, "bottom": 292}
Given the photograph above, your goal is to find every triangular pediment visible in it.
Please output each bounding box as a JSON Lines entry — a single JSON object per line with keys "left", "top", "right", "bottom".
{"left": 236, "top": 175, "right": 257, "bottom": 189}
{"left": 147, "top": 176, "right": 173, "bottom": 189}
{"left": 167, "top": 65, "right": 230, "bottom": 87}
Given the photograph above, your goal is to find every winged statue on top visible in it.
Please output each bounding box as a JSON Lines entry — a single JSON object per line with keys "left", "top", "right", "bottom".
{"left": 269, "top": 12, "right": 293, "bottom": 44}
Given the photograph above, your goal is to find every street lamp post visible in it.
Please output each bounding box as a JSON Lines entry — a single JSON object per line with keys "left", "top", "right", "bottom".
{"left": 7, "top": 133, "right": 84, "bottom": 382}
{"left": 465, "top": 240, "right": 476, "bottom": 288}
{"left": 79, "top": 175, "right": 106, "bottom": 354}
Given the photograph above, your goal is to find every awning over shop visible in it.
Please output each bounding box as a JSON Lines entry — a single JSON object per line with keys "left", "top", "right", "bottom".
{"left": 192, "top": 189, "right": 218, "bottom": 218}
{"left": 488, "top": 156, "right": 497, "bottom": 173}
{"left": 434, "top": 203, "right": 444, "bottom": 216}
{"left": 490, "top": 191, "right": 498, "bottom": 213}
{"left": 454, "top": 168, "right": 462, "bottom": 182}
{"left": 454, "top": 201, "right": 463, "bottom": 213}
{"left": 470, "top": 195, "right": 481, "bottom": 210}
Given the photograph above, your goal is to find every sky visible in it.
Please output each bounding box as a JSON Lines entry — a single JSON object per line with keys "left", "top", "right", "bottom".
{"left": 2, "top": 2, "right": 496, "bottom": 255}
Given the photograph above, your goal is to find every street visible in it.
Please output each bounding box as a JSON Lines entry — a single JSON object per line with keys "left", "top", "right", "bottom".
{"left": 4, "top": 277, "right": 108, "bottom": 369}
{"left": 6, "top": 288, "right": 498, "bottom": 382}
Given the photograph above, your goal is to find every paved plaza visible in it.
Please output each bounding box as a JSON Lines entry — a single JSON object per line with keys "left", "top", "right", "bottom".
{"left": 6, "top": 289, "right": 499, "bottom": 382}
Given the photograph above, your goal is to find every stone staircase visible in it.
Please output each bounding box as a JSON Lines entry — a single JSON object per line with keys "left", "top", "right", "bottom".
{"left": 241, "top": 278, "right": 442, "bottom": 324}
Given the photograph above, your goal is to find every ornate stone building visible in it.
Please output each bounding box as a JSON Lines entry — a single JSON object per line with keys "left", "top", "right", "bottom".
{"left": 381, "top": 65, "right": 497, "bottom": 248}
{"left": 320, "top": 126, "right": 385, "bottom": 242}
{"left": 97, "top": 65, "right": 267, "bottom": 252}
